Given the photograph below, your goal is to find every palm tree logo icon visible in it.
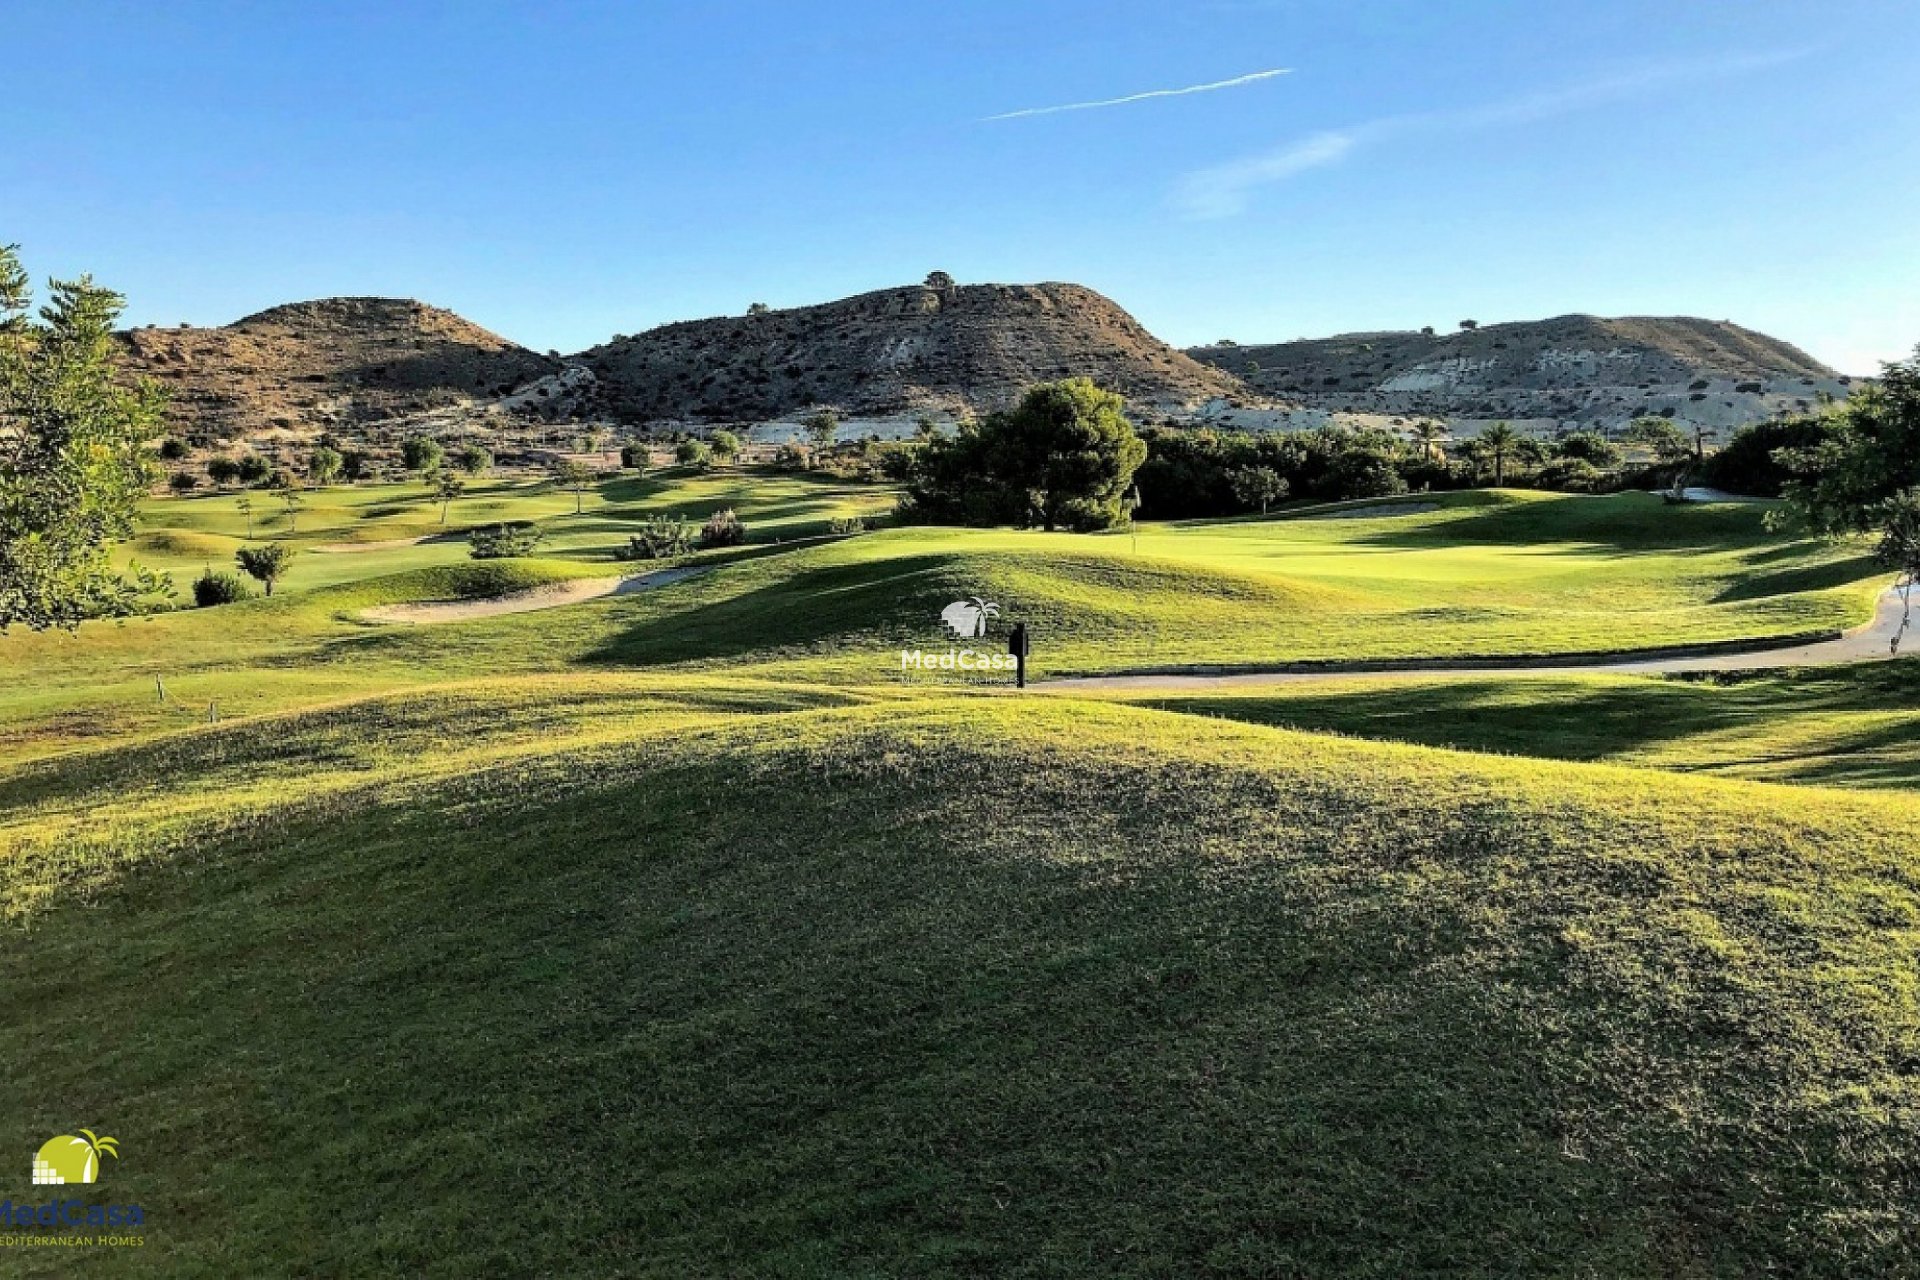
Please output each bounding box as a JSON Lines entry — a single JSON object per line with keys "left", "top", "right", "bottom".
{"left": 33, "top": 1130, "right": 118, "bottom": 1185}
{"left": 940, "top": 596, "right": 1000, "bottom": 639}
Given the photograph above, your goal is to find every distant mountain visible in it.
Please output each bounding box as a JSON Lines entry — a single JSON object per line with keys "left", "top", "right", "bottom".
{"left": 1187, "top": 315, "right": 1854, "bottom": 433}
{"left": 577, "top": 281, "right": 1247, "bottom": 423}
{"left": 117, "top": 297, "right": 562, "bottom": 441}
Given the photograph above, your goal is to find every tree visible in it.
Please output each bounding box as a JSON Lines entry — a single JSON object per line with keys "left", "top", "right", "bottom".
{"left": 430, "top": 469, "right": 465, "bottom": 524}
{"left": 235, "top": 542, "right": 293, "bottom": 596}
{"left": 1555, "top": 431, "right": 1621, "bottom": 468}
{"left": 1876, "top": 488, "right": 1920, "bottom": 654}
{"left": 1775, "top": 347, "right": 1920, "bottom": 535}
{"left": 1478, "top": 422, "right": 1520, "bottom": 487}
{"left": 0, "top": 244, "right": 168, "bottom": 629}
{"left": 206, "top": 456, "right": 241, "bottom": 487}
{"left": 158, "top": 437, "right": 189, "bottom": 460}
{"left": 804, "top": 408, "right": 839, "bottom": 454}
{"left": 1626, "top": 417, "right": 1695, "bottom": 494}
{"left": 168, "top": 471, "right": 201, "bottom": 494}
{"left": 340, "top": 448, "right": 371, "bottom": 482}
{"left": 277, "top": 485, "right": 304, "bottom": 533}
{"left": 308, "top": 445, "right": 343, "bottom": 487}
{"left": 235, "top": 494, "right": 254, "bottom": 539}
{"left": 1459, "top": 319, "right": 1479, "bottom": 331}
{"left": 673, "top": 439, "right": 711, "bottom": 468}
{"left": 1228, "top": 465, "right": 1288, "bottom": 513}
{"left": 457, "top": 444, "right": 492, "bottom": 476}
{"left": 926, "top": 271, "right": 955, "bottom": 291}
{"left": 552, "top": 459, "right": 594, "bottom": 514}
{"left": 905, "top": 378, "right": 1147, "bottom": 531}
{"left": 236, "top": 453, "right": 271, "bottom": 486}
{"left": 401, "top": 436, "right": 443, "bottom": 474}
{"left": 708, "top": 430, "right": 741, "bottom": 466}
{"left": 747, "top": 302, "right": 770, "bottom": 316}
{"left": 1409, "top": 420, "right": 1448, "bottom": 463}
{"left": 619, "top": 442, "right": 649, "bottom": 471}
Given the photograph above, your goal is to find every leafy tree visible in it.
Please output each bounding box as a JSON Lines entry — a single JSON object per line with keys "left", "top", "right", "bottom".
{"left": 273, "top": 478, "right": 304, "bottom": 532}
{"left": 0, "top": 244, "right": 168, "bottom": 629}
{"left": 804, "top": 408, "right": 839, "bottom": 454}
{"left": 206, "top": 456, "right": 241, "bottom": 487}
{"left": 430, "top": 469, "right": 465, "bottom": 524}
{"left": 308, "top": 445, "right": 343, "bottom": 487}
{"left": 699, "top": 507, "right": 746, "bottom": 548}
{"left": 168, "top": 471, "right": 201, "bottom": 493}
{"left": 1228, "top": 465, "right": 1288, "bottom": 513}
{"left": 1775, "top": 347, "right": 1920, "bottom": 535}
{"left": 1876, "top": 488, "right": 1920, "bottom": 654}
{"left": 191, "top": 568, "right": 249, "bottom": 607}
{"left": 236, "top": 453, "right": 271, "bottom": 486}
{"left": 157, "top": 437, "right": 189, "bottom": 460}
{"left": 401, "top": 436, "right": 443, "bottom": 474}
{"left": 925, "top": 271, "right": 955, "bottom": 292}
{"left": 340, "top": 448, "right": 371, "bottom": 482}
{"left": 619, "top": 442, "right": 649, "bottom": 471}
{"left": 1701, "top": 416, "right": 1838, "bottom": 498}
{"left": 905, "top": 378, "right": 1147, "bottom": 531}
{"left": 914, "top": 414, "right": 939, "bottom": 442}
{"left": 551, "top": 459, "right": 594, "bottom": 514}
{"left": 1626, "top": 417, "right": 1696, "bottom": 493}
{"left": 1477, "top": 422, "right": 1521, "bottom": 487}
{"left": 747, "top": 302, "right": 770, "bottom": 316}
{"left": 1459, "top": 319, "right": 1479, "bottom": 331}
{"left": 673, "top": 439, "right": 711, "bottom": 468}
{"left": 708, "top": 430, "right": 741, "bottom": 465}
{"left": 235, "top": 542, "right": 293, "bottom": 596}
{"left": 457, "top": 444, "right": 492, "bottom": 476}
{"left": 1555, "top": 431, "right": 1621, "bottom": 468}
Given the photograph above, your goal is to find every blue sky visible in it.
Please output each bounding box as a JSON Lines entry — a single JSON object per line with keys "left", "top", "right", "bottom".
{"left": 9, "top": 0, "right": 1917, "bottom": 372}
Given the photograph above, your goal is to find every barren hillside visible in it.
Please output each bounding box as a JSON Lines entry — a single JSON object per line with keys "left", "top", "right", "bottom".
{"left": 1188, "top": 315, "right": 1852, "bottom": 433}
{"left": 118, "top": 297, "right": 563, "bottom": 442}
{"left": 578, "top": 281, "right": 1249, "bottom": 423}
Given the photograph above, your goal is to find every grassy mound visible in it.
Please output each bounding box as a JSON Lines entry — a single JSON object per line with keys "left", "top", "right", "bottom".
{"left": 4, "top": 688, "right": 1919, "bottom": 1275}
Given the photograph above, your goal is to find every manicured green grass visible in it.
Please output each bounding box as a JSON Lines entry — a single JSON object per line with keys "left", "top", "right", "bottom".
{"left": 3, "top": 688, "right": 1919, "bottom": 1275}
{"left": 1104, "top": 658, "right": 1920, "bottom": 790}
{"left": 1, "top": 485, "right": 1886, "bottom": 767}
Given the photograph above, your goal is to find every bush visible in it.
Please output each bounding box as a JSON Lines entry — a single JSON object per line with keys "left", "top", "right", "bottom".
{"left": 168, "top": 471, "right": 201, "bottom": 493}
{"left": 467, "top": 521, "right": 544, "bottom": 559}
{"left": 1700, "top": 415, "right": 1841, "bottom": 498}
{"left": 828, "top": 515, "right": 871, "bottom": 535}
{"left": 1531, "top": 457, "right": 1609, "bottom": 493}
{"left": 191, "top": 569, "right": 250, "bottom": 607}
{"left": 236, "top": 454, "right": 272, "bottom": 485}
{"left": 674, "top": 440, "right": 711, "bottom": 468}
{"left": 206, "top": 457, "right": 241, "bottom": 487}
{"left": 699, "top": 508, "right": 747, "bottom": 548}
{"left": 772, "top": 443, "right": 810, "bottom": 471}
{"left": 620, "top": 442, "right": 649, "bottom": 470}
{"left": 623, "top": 515, "right": 696, "bottom": 561}
{"left": 158, "top": 437, "right": 189, "bottom": 461}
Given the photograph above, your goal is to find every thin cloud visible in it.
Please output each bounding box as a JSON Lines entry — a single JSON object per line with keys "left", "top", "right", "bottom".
{"left": 1173, "top": 48, "right": 1813, "bottom": 219}
{"left": 985, "top": 68, "right": 1290, "bottom": 122}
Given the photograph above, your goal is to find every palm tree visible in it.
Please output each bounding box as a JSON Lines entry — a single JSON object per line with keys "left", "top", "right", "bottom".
{"left": 966, "top": 596, "right": 999, "bottom": 638}
{"left": 1410, "top": 420, "right": 1448, "bottom": 464}
{"left": 1479, "top": 422, "right": 1519, "bottom": 487}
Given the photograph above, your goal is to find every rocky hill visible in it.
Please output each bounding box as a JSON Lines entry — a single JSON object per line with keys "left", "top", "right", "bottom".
{"left": 117, "top": 297, "right": 563, "bottom": 442}
{"left": 577, "top": 281, "right": 1247, "bottom": 423}
{"left": 1188, "top": 315, "right": 1853, "bottom": 434}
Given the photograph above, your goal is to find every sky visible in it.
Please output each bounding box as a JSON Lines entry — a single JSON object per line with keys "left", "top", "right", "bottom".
{"left": 8, "top": 0, "right": 1918, "bottom": 374}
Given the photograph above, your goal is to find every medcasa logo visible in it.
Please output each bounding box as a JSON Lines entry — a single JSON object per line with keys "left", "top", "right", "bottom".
{"left": 901, "top": 598, "right": 1032, "bottom": 685}
{"left": 2, "top": 1129, "right": 145, "bottom": 1248}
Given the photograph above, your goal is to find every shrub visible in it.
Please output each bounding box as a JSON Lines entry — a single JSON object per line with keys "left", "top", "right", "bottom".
{"left": 1531, "top": 457, "right": 1609, "bottom": 493}
{"left": 674, "top": 440, "right": 712, "bottom": 468}
{"left": 157, "top": 437, "right": 189, "bottom": 460}
{"left": 828, "top": 515, "right": 871, "bottom": 535}
{"left": 772, "top": 443, "right": 810, "bottom": 471}
{"left": 205, "top": 456, "right": 241, "bottom": 487}
{"left": 623, "top": 515, "right": 696, "bottom": 561}
{"left": 467, "top": 521, "right": 544, "bottom": 559}
{"left": 168, "top": 471, "right": 201, "bottom": 493}
{"left": 699, "top": 508, "right": 747, "bottom": 548}
{"left": 191, "top": 569, "right": 250, "bottom": 607}
{"left": 236, "top": 454, "right": 272, "bottom": 485}
{"left": 620, "top": 442, "right": 649, "bottom": 470}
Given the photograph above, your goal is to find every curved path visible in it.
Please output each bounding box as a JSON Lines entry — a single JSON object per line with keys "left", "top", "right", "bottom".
{"left": 1044, "top": 583, "right": 1914, "bottom": 691}
{"left": 360, "top": 566, "right": 704, "bottom": 625}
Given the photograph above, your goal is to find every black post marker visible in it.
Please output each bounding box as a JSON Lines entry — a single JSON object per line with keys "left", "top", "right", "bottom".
{"left": 1009, "top": 622, "right": 1031, "bottom": 689}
